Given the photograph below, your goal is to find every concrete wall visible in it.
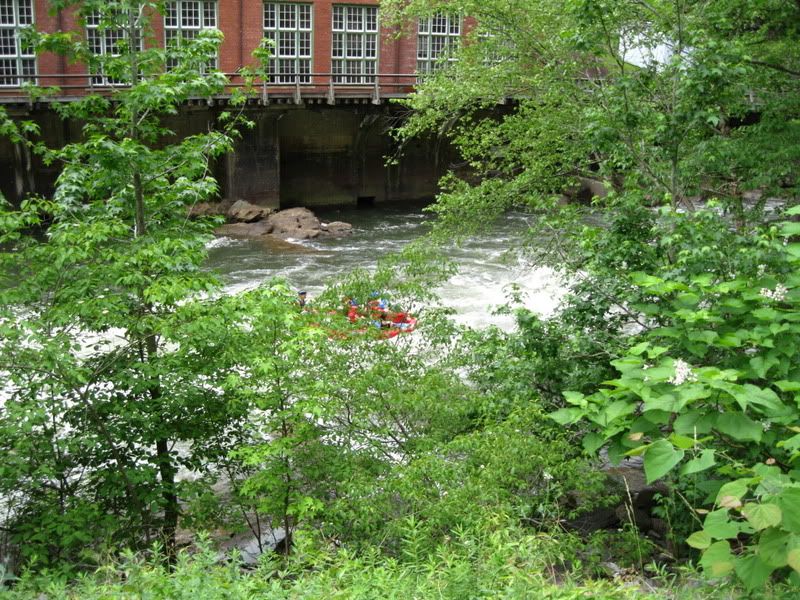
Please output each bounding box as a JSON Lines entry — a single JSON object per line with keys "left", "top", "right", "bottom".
{"left": 1, "top": 103, "right": 453, "bottom": 208}
{"left": 274, "top": 104, "right": 447, "bottom": 208}
{"left": 0, "top": 109, "right": 76, "bottom": 203}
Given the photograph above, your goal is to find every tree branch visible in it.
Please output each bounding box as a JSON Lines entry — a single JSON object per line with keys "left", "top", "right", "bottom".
{"left": 746, "top": 59, "right": 800, "bottom": 78}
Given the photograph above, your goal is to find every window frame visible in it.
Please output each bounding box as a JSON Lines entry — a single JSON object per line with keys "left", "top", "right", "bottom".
{"left": 263, "top": 2, "right": 313, "bottom": 85}
{"left": 0, "top": 0, "right": 36, "bottom": 88}
{"left": 164, "top": 0, "right": 219, "bottom": 72}
{"left": 85, "top": 10, "right": 143, "bottom": 87}
{"left": 331, "top": 4, "right": 378, "bottom": 85}
{"left": 416, "top": 12, "right": 461, "bottom": 75}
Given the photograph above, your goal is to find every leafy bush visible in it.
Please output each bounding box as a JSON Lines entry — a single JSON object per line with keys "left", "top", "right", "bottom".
{"left": 555, "top": 206, "right": 800, "bottom": 589}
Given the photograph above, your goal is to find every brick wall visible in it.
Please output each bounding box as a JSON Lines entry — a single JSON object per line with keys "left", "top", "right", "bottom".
{"left": 1, "top": 1, "right": 432, "bottom": 96}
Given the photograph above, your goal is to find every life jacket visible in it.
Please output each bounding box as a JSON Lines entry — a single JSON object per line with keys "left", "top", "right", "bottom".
{"left": 347, "top": 305, "right": 359, "bottom": 323}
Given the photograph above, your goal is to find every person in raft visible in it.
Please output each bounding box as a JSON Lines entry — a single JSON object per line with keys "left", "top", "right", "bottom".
{"left": 346, "top": 298, "right": 361, "bottom": 323}
{"left": 369, "top": 294, "right": 404, "bottom": 329}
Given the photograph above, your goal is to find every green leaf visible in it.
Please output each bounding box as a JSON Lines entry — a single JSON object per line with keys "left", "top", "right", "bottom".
{"left": 704, "top": 509, "right": 742, "bottom": 539}
{"left": 549, "top": 407, "right": 582, "bottom": 425}
{"left": 742, "top": 384, "right": 785, "bottom": 413}
{"left": 701, "top": 541, "right": 735, "bottom": 577}
{"left": 582, "top": 432, "right": 605, "bottom": 454}
{"left": 669, "top": 433, "right": 698, "bottom": 450}
{"left": 688, "top": 330, "right": 718, "bottom": 345}
{"left": 788, "top": 548, "right": 800, "bottom": 574}
{"left": 752, "top": 308, "right": 779, "bottom": 321}
{"left": 786, "top": 243, "right": 800, "bottom": 259}
{"left": 680, "top": 449, "right": 716, "bottom": 475}
{"left": 776, "top": 488, "right": 800, "bottom": 533}
{"left": 775, "top": 380, "right": 800, "bottom": 392}
{"left": 563, "top": 391, "right": 585, "bottom": 406}
{"left": 750, "top": 355, "right": 780, "bottom": 378}
{"left": 643, "top": 439, "right": 684, "bottom": 483}
{"left": 715, "top": 412, "right": 763, "bottom": 442}
{"left": 734, "top": 554, "right": 774, "bottom": 590}
{"left": 758, "top": 527, "right": 793, "bottom": 568}
{"left": 779, "top": 221, "right": 800, "bottom": 236}
{"left": 630, "top": 272, "right": 663, "bottom": 287}
{"left": 686, "top": 530, "right": 712, "bottom": 550}
{"left": 715, "top": 479, "right": 750, "bottom": 509}
{"left": 673, "top": 410, "right": 714, "bottom": 435}
{"left": 643, "top": 393, "right": 680, "bottom": 412}
{"left": 742, "top": 503, "right": 782, "bottom": 531}
{"left": 595, "top": 400, "right": 636, "bottom": 426}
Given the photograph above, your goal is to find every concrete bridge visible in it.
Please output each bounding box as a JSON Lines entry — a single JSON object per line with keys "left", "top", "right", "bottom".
{"left": 0, "top": 71, "right": 460, "bottom": 208}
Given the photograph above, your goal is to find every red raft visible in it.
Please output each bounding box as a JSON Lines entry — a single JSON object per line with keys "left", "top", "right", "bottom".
{"left": 382, "top": 312, "right": 418, "bottom": 339}
{"left": 347, "top": 302, "right": 417, "bottom": 339}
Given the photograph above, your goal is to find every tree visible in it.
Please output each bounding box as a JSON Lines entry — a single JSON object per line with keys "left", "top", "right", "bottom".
{"left": 384, "top": 0, "right": 799, "bottom": 223}
{"left": 0, "top": 1, "right": 251, "bottom": 568}
{"left": 381, "top": 0, "right": 800, "bottom": 588}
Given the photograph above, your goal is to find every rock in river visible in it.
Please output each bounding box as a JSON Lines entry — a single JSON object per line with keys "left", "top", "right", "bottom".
{"left": 321, "top": 221, "right": 354, "bottom": 237}
{"left": 267, "top": 207, "right": 322, "bottom": 240}
{"left": 213, "top": 206, "right": 352, "bottom": 245}
{"left": 214, "top": 221, "right": 273, "bottom": 238}
{"left": 227, "top": 200, "right": 273, "bottom": 223}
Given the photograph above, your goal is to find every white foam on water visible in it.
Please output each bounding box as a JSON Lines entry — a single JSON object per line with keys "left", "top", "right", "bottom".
{"left": 205, "top": 236, "right": 245, "bottom": 249}
{"left": 439, "top": 264, "right": 565, "bottom": 331}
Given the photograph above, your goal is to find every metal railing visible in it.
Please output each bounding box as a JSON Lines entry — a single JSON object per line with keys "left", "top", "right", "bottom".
{"left": 0, "top": 71, "right": 424, "bottom": 104}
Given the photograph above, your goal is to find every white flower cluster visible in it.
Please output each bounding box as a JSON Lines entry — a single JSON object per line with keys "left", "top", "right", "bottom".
{"left": 669, "top": 359, "right": 697, "bottom": 386}
{"left": 760, "top": 284, "right": 788, "bottom": 302}
{"left": 757, "top": 264, "right": 767, "bottom": 277}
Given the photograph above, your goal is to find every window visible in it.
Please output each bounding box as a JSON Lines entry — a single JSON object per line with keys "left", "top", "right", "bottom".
{"left": 264, "top": 3, "right": 312, "bottom": 84}
{"left": 0, "top": 0, "right": 35, "bottom": 87}
{"left": 164, "top": 1, "right": 217, "bottom": 71}
{"left": 332, "top": 5, "right": 377, "bottom": 84}
{"left": 416, "top": 13, "right": 460, "bottom": 74}
{"left": 86, "top": 10, "right": 142, "bottom": 86}
{"left": 164, "top": 1, "right": 218, "bottom": 71}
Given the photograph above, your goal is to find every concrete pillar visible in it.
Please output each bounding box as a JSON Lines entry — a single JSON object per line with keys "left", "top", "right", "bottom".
{"left": 225, "top": 110, "right": 281, "bottom": 208}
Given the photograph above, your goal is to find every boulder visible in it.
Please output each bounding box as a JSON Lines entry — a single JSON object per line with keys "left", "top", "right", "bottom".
{"left": 601, "top": 454, "right": 647, "bottom": 495}
{"left": 215, "top": 208, "right": 352, "bottom": 243}
{"left": 218, "top": 527, "right": 288, "bottom": 567}
{"left": 267, "top": 207, "right": 322, "bottom": 240}
{"left": 188, "top": 201, "right": 230, "bottom": 219}
{"left": 322, "top": 221, "right": 354, "bottom": 237}
{"left": 227, "top": 200, "right": 273, "bottom": 223}
{"left": 743, "top": 189, "right": 763, "bottom": 204}
{"left": 564, "top": 453, "right": 668, "bottom": 536}
{"left": 578, "top": 177, "right": 609, "bottom": 201}
{"left": 214, "top": 221, "right": 273, "bottom": 238}
{"left": 260, "top": 234, "right": 318, "bottom": 253}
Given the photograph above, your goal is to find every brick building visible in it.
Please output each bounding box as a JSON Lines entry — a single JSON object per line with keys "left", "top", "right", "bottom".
{"left": 1, "top": 0, "right": 466, "bottom": 101}
{"left": 1, "top": 1, "right": 468, "bottom": 207}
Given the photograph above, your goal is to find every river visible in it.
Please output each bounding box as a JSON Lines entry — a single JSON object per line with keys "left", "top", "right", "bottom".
{"left": 205, "top": 203, "right": 566, "bottom": 331}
